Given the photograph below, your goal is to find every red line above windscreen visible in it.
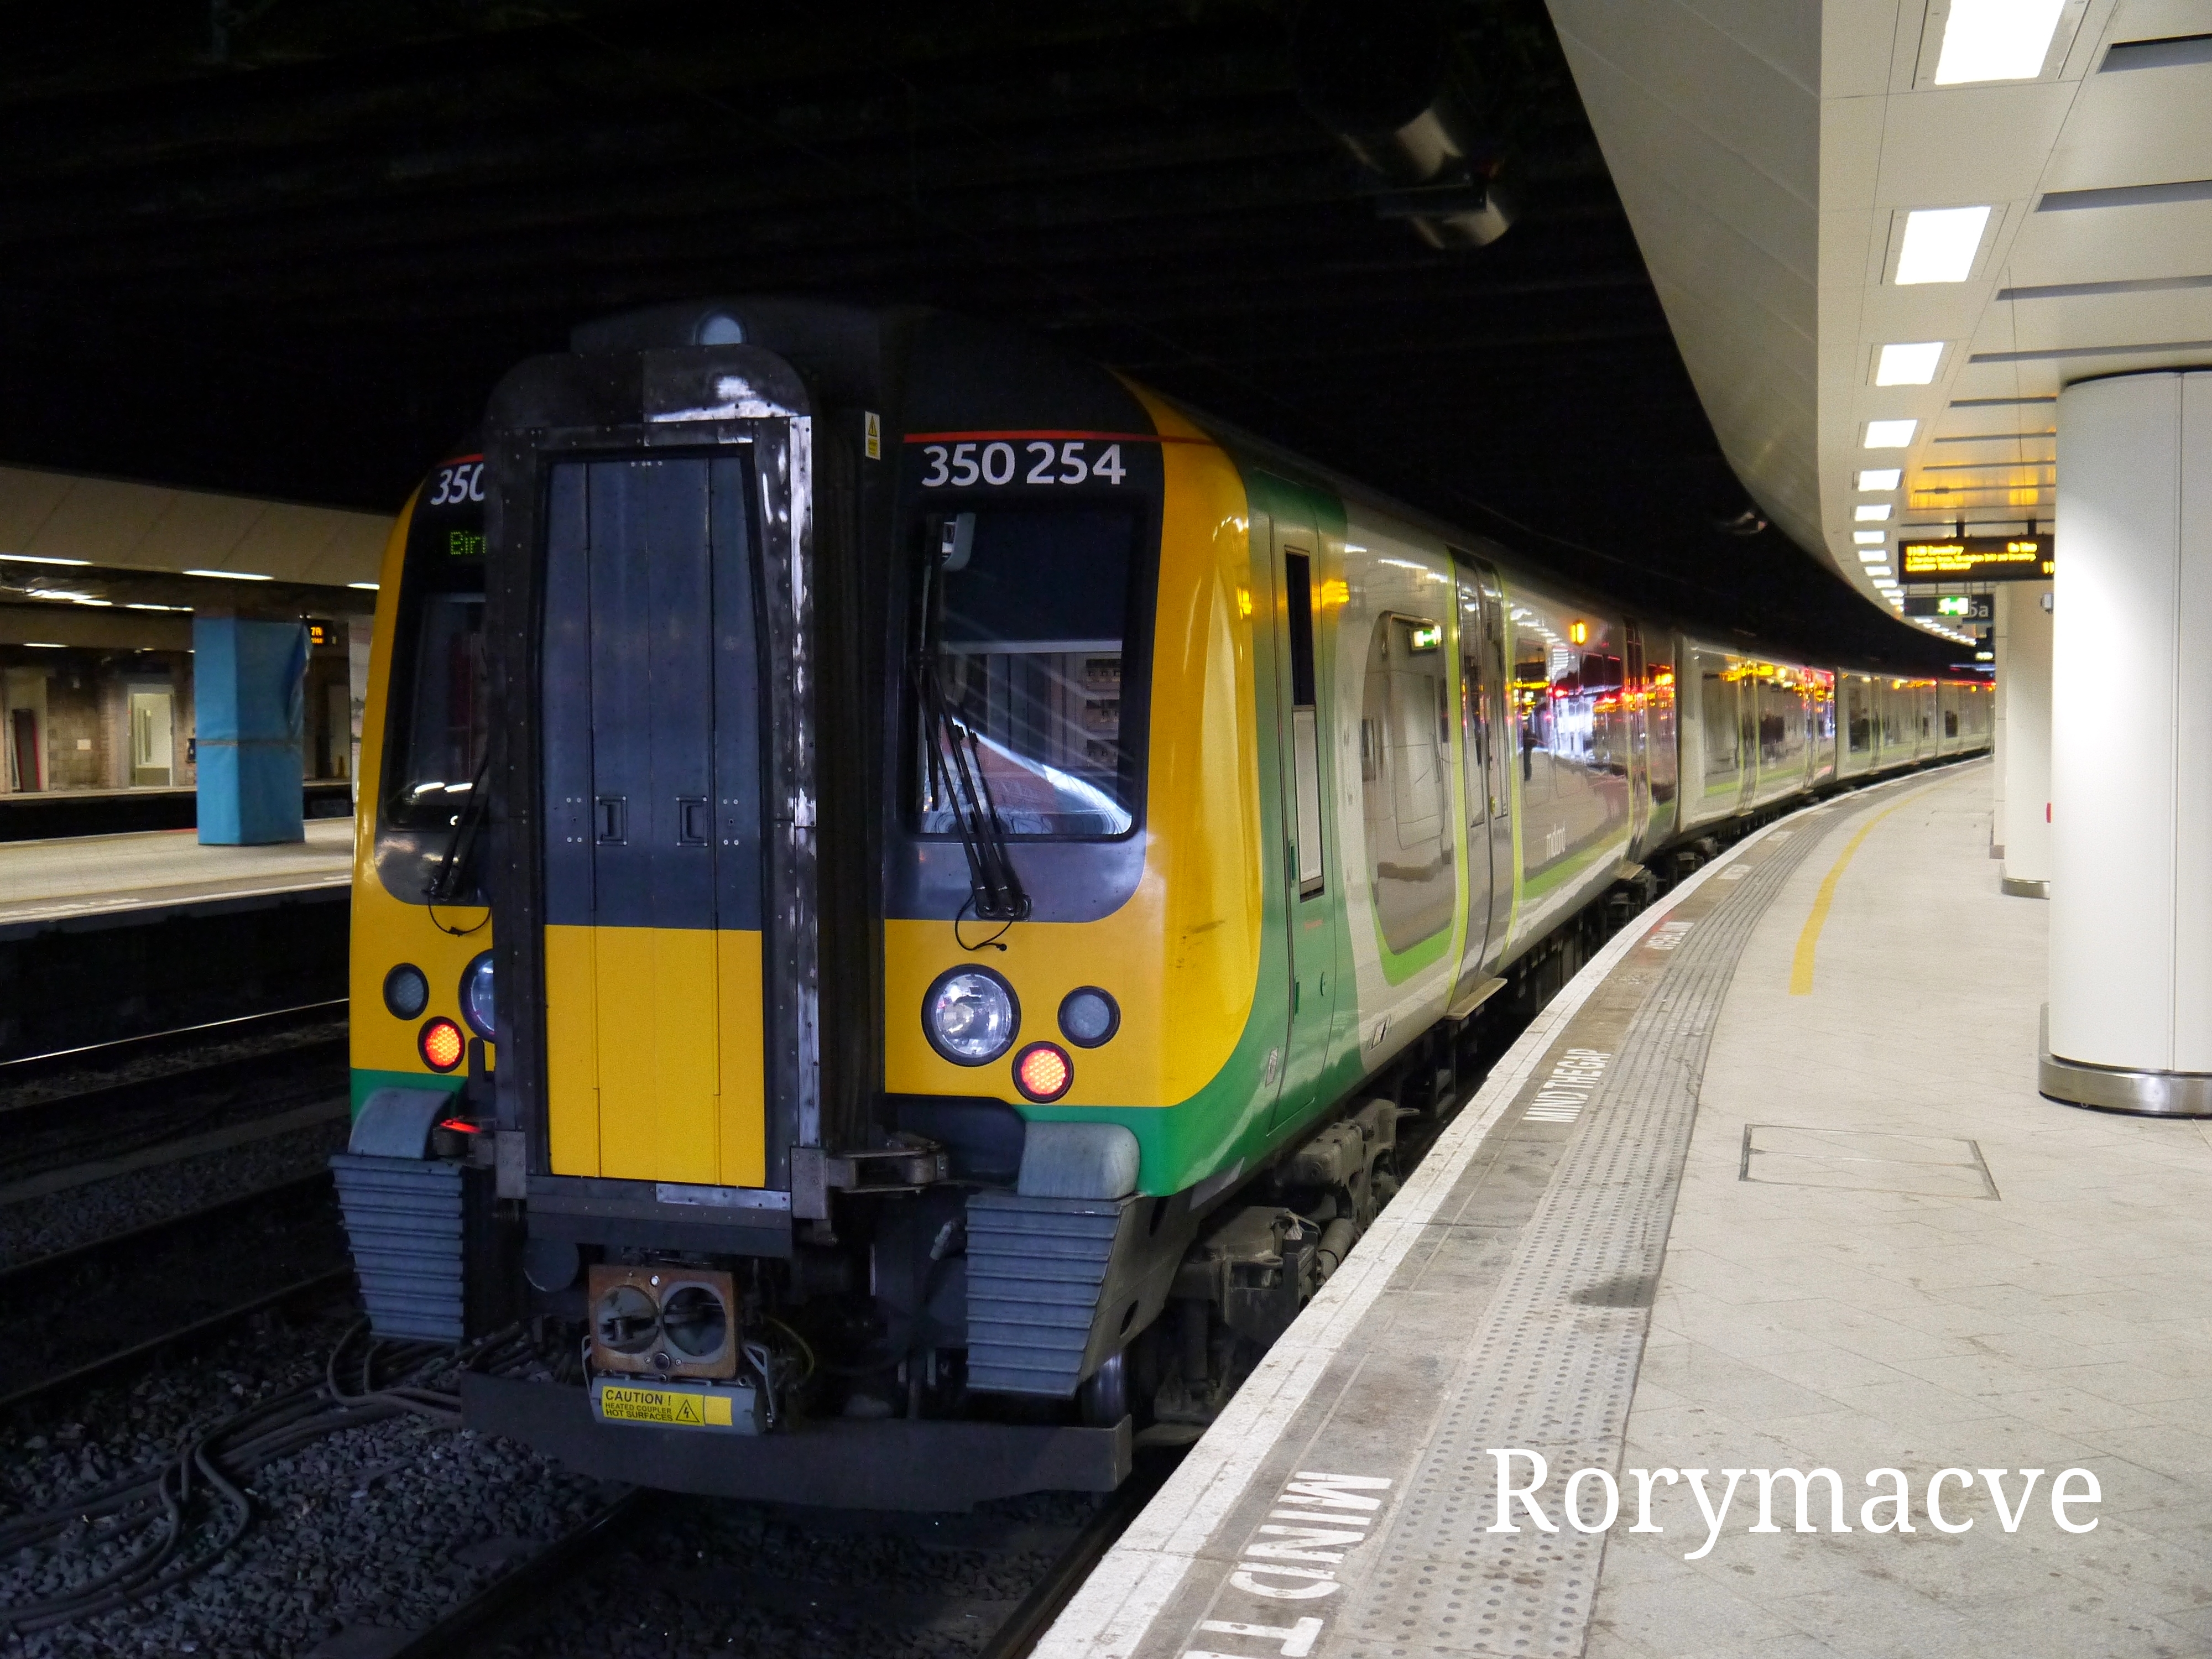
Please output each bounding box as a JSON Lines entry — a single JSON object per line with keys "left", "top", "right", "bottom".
{"left": 902, "top": 430, "right": 1211, "bottom": 445}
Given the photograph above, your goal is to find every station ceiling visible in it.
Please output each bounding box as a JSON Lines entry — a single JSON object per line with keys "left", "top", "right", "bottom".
{"left": 0, "top": 0, "right": 1963, "bottom": 669}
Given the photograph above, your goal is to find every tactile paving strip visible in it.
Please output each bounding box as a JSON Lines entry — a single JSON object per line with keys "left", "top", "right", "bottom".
{"left": 1335, "top": 820, "right": 1833, "bottom": 1659}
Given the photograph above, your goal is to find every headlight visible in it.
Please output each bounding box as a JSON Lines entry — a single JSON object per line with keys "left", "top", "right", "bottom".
{"left": 1058, "top": 987, "right": 1120, "bottom": 1047}
{"left": 924, "top": 967, "right": 1019, "bottom": 1065}
{"left": 460, "top": 951, "right": 496, "bottom": 1041}
{"left": 384, "top": 963, "right": 429, "bottom": 1020}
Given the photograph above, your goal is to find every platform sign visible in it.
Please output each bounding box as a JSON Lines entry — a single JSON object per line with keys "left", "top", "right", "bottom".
{"left": 1903, "top": 594, "right": 1994, "bottom": 620}
{"left": 1898, "top": 535, "right": 2053, "bottom": 581}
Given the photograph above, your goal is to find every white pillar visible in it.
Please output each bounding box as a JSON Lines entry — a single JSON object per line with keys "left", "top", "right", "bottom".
{"left": 1996, "top": 582, "right": 2052, "bottom": 896}
{"left": 2044, "top": 370, "right": 2212, "bottom": 1113}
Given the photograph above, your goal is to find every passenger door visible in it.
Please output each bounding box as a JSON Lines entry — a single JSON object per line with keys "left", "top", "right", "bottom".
{"left": 1453, "top": 561, "right": 1509, "bottom": 979}
{"left": 1623, "top": 623, "right": 1651, "bottom": 852}
{"left": 1262, "top": 481, "right": 1339, "bottom": 1129}
{"left": 540, "top": 455, "right": 769, "bottom": 1188}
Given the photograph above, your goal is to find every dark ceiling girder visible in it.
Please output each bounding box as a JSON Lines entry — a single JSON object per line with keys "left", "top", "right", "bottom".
{"left": 0, "top": 0, "right": 1956, "bottom": 667}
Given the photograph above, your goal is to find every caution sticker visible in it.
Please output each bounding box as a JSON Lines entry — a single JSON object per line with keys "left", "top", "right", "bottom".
{"left": 594, "top": 1382, "right": 735, "bottom": 1429}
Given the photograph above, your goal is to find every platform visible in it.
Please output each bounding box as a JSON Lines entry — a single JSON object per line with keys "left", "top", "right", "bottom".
{"left": 0, "top": 817, "right": 354, "bottom": 935}
{"left": 0, "top": 783, "right": 354, "bottom": 843}
{"left": 1042, "top": 759, "right": 2212, "bottom": 1659}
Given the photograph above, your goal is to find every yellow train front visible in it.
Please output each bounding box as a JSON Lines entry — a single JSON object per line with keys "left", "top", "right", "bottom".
{"left": 340, "top": 299, "right": 1989, "bottom": 1507}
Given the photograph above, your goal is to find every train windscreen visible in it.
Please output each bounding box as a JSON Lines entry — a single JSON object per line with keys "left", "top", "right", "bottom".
{"left": 382, "top": 460, "right": 488, "bottom": 834}
{"left": 912, "top": 504, "right": 1146, "bottom": 838}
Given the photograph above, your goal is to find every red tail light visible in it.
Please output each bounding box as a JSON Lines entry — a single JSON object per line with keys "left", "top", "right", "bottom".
{"left": 420, "top": 1016, "right": 467, "bottom": 1072}
{"left": 1014, "top": 1042, "right": 1073, "bottom": 1103}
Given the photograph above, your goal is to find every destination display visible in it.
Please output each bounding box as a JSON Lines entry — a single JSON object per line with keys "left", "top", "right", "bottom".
{"left": 1898, "top": 534, "right": 2053, "bottom": 581}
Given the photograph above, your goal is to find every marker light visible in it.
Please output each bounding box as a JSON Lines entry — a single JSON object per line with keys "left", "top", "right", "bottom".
{"left": 460, "top": 951, "right": 496, "bottom": 1041}
{"left": 1934, "top": 0, "right": 2065, "bottom": 85}
{"left": 1855, "top": 504, "right": 1892, "bottom": 522}
{"left": 1895, "top": 207, "right": 1990, "bottom": 285}
{"left": 924, "top": 967, "right": 1019, "bottom": 1065}
{"left": 1569, "top": 620, "right": 1588, "bottom": 645}
{"left": 1857, "top": 469, "right": 1902, "bottom": 491}
{"left": 1854, "top": 531, "right": 1887, "bottom": 546}
{"left": 1014, "top": 1042, "right": 1073, "bottom": 1103}
{"left": 384, "top": 963, "right": 430, "bottom": 1019}
{"left": 1058, "top": 987, "right": 1121, "bottom": 1047}
{"left": 1875, "top": 342, "right": 1945, "bottom": 385}
{"left": 1864, "top": 420, "right": 1918, "bottom": 449}
{"left": 419, "top": 1016, "right": 466, "bottom": 1073}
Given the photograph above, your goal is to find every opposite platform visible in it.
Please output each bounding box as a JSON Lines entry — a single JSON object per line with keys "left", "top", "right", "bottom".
{"left": 0, "top": 817, "right": 353, "bottom": 934}
{"left": 1041, "top": 760, "right": 2212, "bottom": 1659}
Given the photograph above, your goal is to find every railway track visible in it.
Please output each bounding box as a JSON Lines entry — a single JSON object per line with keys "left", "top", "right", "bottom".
{"left": 0, "top": 997, "right": 348, "bottom": 1094}
{"left": 0, "top": 1003, "right": 349, "bottom": 1193}
{"left": 0, "top": 1170, "right": 354, "bottom": 1415}
{"left": 380, "top": 1446, "right": 1183, "bottom": 1659}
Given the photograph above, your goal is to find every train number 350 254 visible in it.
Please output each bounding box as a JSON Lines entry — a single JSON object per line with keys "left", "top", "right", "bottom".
{"left": 919, "top": 440, "right": 1126, "bottom": 488}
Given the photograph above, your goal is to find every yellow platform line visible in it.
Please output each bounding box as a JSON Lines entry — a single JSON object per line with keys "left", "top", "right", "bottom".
{"left": 1789, "top": 784, "right": 1941, "bottom": 996}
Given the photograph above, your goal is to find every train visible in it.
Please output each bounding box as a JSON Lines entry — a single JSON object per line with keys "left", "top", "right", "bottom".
{"left": 335, "top": 299, "right": 1991, "bottom": 1508}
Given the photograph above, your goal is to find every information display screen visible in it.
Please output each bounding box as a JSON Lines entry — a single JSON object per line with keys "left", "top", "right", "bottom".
{"left": 1898, "top": 535, "right": 2053, "bottom": 581}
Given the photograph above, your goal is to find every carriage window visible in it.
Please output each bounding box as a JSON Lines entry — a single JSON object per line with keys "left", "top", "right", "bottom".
{"left": 913, "top": 505, "right": 1147, "bottom": 838}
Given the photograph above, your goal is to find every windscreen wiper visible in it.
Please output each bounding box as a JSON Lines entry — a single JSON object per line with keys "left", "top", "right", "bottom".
{"left": 427, "top": 752, "right": 492, "bottom": 909}
{"left": 919, "top": 517, "right": 1029, "bottom": 926}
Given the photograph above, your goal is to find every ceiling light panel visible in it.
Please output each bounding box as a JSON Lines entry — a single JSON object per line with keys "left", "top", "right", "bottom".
{"left": 1858, "top": 469, "right": 1902, "bottom": 491}
{"left": 1865, "top": 419, "right": 1919, "bottom": 448}
{"left": 1855, "top": 504, "right": 1893, "bottom": 521}
{"left": 1895, "top": 206, "right": 1991, "bottom": 284}
{"left": 1933, "top": 0, "right": 2067, "bottom": 85}
{"left": 1854, "top": 531, "right": 1887, "bottom": 545}
{"left": 1875, "top": 342, "right": 1945, "bottom": 385}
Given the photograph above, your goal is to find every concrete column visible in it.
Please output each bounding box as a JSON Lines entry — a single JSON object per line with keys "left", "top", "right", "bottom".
{"left": 193, "top": 614, "right": 309, "bottom": 845}
{"left": 1996, "top": 582, "right": 2052, "bottom": 897}
{"left": 2043, "top": 370, "right": 2212, "bottom": 1113}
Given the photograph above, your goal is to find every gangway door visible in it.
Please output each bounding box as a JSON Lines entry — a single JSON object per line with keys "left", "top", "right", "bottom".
{"left": 539, "top": 454, "right": 768, "bottom": 1187}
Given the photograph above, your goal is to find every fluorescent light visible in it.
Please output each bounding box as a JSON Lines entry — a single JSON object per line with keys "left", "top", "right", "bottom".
{"left": 1858, "top": 469, "right": 1901, "bottom": 491}
{"left": 1896, "top": 206, "right": 1990, "bottom": 284}
{"left": 71, "top": 598, "right": 112, "bottom": 607}
{"left": 1865, "top": 419, "right": 1918, "bottom": 449}
{"left": 22, "top": 641, "right": 64, "bottom": 648}
{"left": 124, "top": 602, "right": 191, "bottom": 612}
{"left": 0, "top": 554, "right": 91, "bottom": 567}
{"left": 1855, "top": 504, "right": 1893, "bottom": 522}
{"left": 1876, "top": 342, "right": 1945, "bottom": 385}
{"left": 1865, "top": 565, "right": 1895, "bottom": 577}
{"left": 1933, "top": 0, "right": 2065, "bottom": 85}
{"left": 183, "top": 568, "right": 273, "bottom": 581}
{"left": 347, "top": 581, "right": 380, "bottom": 591}
{"left": 1854, "top": 530, "right": 1887, "bottom": 545}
